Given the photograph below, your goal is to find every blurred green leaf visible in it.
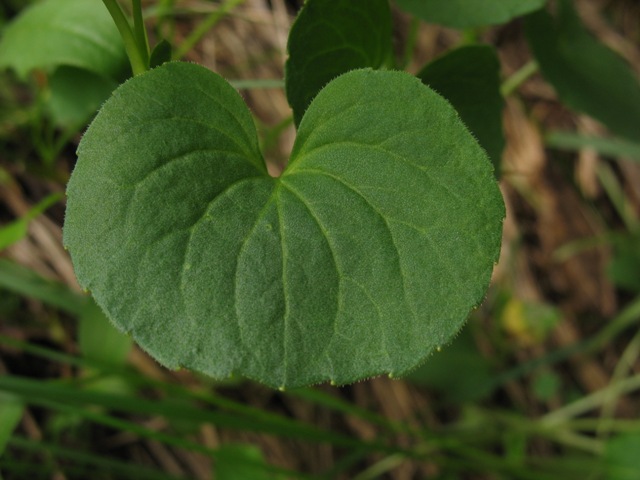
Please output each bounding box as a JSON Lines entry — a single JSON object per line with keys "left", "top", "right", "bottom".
{"left": 608, "top": 234, "right": 640, "bottom": 292}
{"left": 0, "top": 288, "right": 21, "bottom": 316}
{"left": 0, "top": 221, "right": 28, "bottom": 252}
{"left": 396, "top": 0, "right": 547, "bottom": 28}
{"left": 285, "top": 0, "right": 392, "bottom": 126}
{"left": 150, "top": 39, "right": 172, "bottom": 69}
{"left": 0, "top": 0, "right": 127, "bottom": 79}
{"left": 77, "top": 300, "right": 133, "bottom": 397}
{"left": 418, "top": 45, "right": 505, "bottom": 174}
{"left": 532, "top": 371, "right": 561, "bottom": 401}
{"left": 215, "top": 444, "right": 277, "bottom": 480}
{"left": 78, "top": 300, "right": 132, "bottom": 367}
{"left": 0, "top": 375, "right": 369, "bottom": 449}
{"left": 605, "top": 433, "right": 640, "bottom": 480}
{"left": 48, "top": 67, "right": 117, "bottom": 127}
{"left": 525, "top": 0, "right": 640, "bottom": 142}
{"left": 406, "top": 329, "right": 495, "bottom": 403}
{"left": 0, "top": 392, "right": 23, "bottom": 455}
{"left": 7, "top": 436, "right": 185, "bottom": 480}
{"left": 0, "top": 192, "right": 62, "bottom": 251}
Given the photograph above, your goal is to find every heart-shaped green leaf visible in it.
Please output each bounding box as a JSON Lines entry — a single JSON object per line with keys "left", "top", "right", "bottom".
{"left": 285, "top": 0, "right": 392, "bottom": 126}
{"left": 396, "top": 0, "right": 547, "bottom": 28}
{"left": 418, "top": 45, "right": 505, "bottom": 174}
{"left": 0, "top": 0, "right": 127, "bottom": 79}
{"left": 64, "top": 62, "right": 504, "bottom": 389}
{"left": 525, "top": 0, "right": 640, "bottom": 142}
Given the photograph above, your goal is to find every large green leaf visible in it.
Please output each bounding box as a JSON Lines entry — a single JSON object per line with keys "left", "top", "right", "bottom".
{"left": 285, "top": 0, "right": 392, "bottom": 127}
{"left": 0, "top": 0, "right": 127, "bottom": 79}
{"left": 417, "top": 45, "right": 505, "bottom": 173}
{"left": 525, "top": 0, "right": 640, "bottom": 142}
{"left": 64, "top": 62, "right": 504, "bottom": 389}
{"left": 396, "top": 0, "right": 547, "bottom": 29}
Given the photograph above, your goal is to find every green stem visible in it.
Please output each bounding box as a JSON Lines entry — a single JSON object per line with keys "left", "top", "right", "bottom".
{"left": 597, "top": 329, "right": 640, "bottom": 437}
{"left": 501, "top": 60, "right": 539, "bottom": 97}
{"left": 132, "top": 0, "right": 150, "bottom": 66}
{"left": 174, "top": 0, "right": 247, "bottom": 60}
{"left": 545, "top": 131, "right": 640, "bottom": 161}
{"left": 101, "top": 0, "right": 148, "bottom": 75}
{"left": 596, "top": 162, "right": 639, "bottom": 231}
{"left": 540, "top": 373, "right": 640, "bottom": 427}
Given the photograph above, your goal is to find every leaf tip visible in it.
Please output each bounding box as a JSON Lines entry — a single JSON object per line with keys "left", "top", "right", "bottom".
{"left": 278, "top": 385, "right": 286, "bottom": 392}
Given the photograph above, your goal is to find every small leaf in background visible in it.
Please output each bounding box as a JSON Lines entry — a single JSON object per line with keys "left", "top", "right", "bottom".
{"left": 285, "top": 0, "right": 392, "bottom": 126}
{"left": 64, "top": 62, "right": 504, "bottom": 389}
{"left": 605, "top": 433, "right": 640, "bottom": 480}
{"left": 406, "top": 329, "right": 495, "bottom": 403}
{"left": 78, "top": 300, "right": 133, "bottom": 395}
{"left": 0, "top": 0, "right": 127, "bottom": 79}
{"left": 396, "top": 0, "right": 547, "bottom": 29}
{"left": 214, "top": 444, "right": 275, "bottom": 480}
{"left": 0, "top": 289, "right": 21, "bottom": 318}
{"left": 525, "top": 0, "right": 640, "bottom": 142}
{"left": 48, "top": 67, "right": 118, "bottom": 128}
{"left": 608, "top": 234, "right": 640, "bottom": 292}
{"left": 501, "top": 298, "right": 561, "bottom": 347}
{"left": 150, "top": 39, "right": 172, "bottom": 69}
{"left": 0, "top": 0, "right": 128, "bottom": 131}
{"left": 417, "top": 45, "right": 505, "bottom": 174}
{"left": 78, "top": 300, "right": 132, "bottom": 367}
{"left": 532, "top": 371, "right": 561, "bottom": 401}
{"left": 0, "top": 193, "right": 62, "bottom": 252}
{"left": 0, "top": 392, "right": 23, "bottom": 455}
{"left": 503, "top": 431, "right": 527, "bottom": 465}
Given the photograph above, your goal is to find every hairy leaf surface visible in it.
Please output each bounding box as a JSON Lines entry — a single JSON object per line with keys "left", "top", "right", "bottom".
{"left": 418, "top": 45, "right": 505, "bottom": 174}
{"left": 285, "top": 0, "right": 391, "bottom": 126}
{"left": 64, "top": 62, "right": 504, "bottom": 388}
{"left": 0, "top": 0, "right": 127, "bottom": 78}
{"left": 396, "top": 0, "right": 546, "bottom": 28}
{"left": 525, "top": 0, "right": 640, "bottom": 142}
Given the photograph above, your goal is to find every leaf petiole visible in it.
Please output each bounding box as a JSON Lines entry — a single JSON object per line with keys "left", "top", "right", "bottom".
{"left": 131, "top": 0, "right": 150, "bottom": 67}
{"left": 101, "top": 0, "right": 148, "bottom": 76}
